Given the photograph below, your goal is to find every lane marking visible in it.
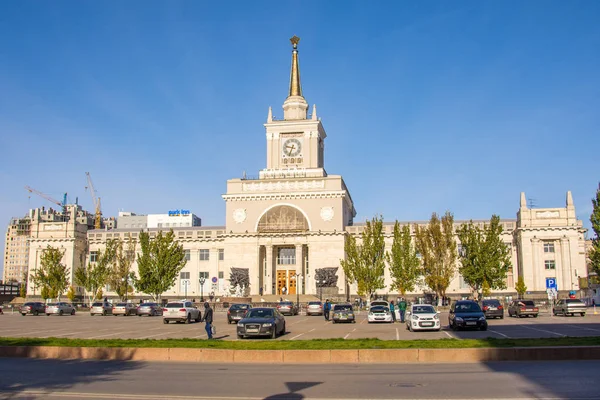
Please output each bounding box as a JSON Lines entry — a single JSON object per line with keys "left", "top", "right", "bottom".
{"left": 396, "top": 328, "right": 400, "bottom": 340}
{"left": 443, "top": 331, "right": 455, "bottom": 339}
{"left": 343, "top": 333, "right": 351, "bottom": 339}
{"left": 308, "top": 328, "right": 316, "bottom": 332}
{"left": 488, "top": 329, "right": 510, "bottom": 338}
{"left": 566, "top": 324, "right": 600, "bottom": 333}
{"left": 289, "top": 333, "right": 304, "bottom": 340}
{"left": 87, "top": 331, "right": 131, "bottom": 339}
{"left": 290, "top": 318, "right": 309, "bottom": 326}
{"left": 521, "top": 325, "right": 566, "bottom": 337}
{"left": 137, "top": 332, "right": 173, "bottom": 339}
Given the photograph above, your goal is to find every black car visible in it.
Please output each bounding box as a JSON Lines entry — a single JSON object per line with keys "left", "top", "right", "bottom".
{"left": 449, "top": 300, "right": 487, "bottom": 331}
{"left": 236, "top": 307, "right": 285, "bottom": 339}
{"left": 20, "top": 302, "right": 45, "bottom": 316}
{"left": 481, "top": 299, "right": 504, "bottom": 319}
{"left": 228, "top": 303, "right": 252, "bottom": 324}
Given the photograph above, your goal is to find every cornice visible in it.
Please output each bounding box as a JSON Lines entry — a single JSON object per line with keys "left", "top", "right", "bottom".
{"left": 222, "top": 190, "right": 349, "bottom": 202}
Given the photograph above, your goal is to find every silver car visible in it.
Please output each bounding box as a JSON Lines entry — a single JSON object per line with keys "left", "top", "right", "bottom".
{"left": 553, "top": 298, "right": 587, "bottom": 317}
{"left": 112, "top": 302, "right": 137, "bottom": 316}
{"left": 136, "top": 302, "right": 163, "bottom": 317}
{"left": 45, "top": 302, "right": 75, "bottom": 316}
{"left": 90, "top": 302, "right": 112, "bottom": 316}
{"left": 306, "top": 301, "right": 323, "bottom": 316}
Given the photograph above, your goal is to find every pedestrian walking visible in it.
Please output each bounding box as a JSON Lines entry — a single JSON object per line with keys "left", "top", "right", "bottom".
{"left": 398, "top": 297, "right": 407, "bottom": 323}
{"left": 390, "top": 301, "right": 396, "bottom": 322}
{"left": 259, "top": 287, "right": 263, "bottom": 296}
{"left": 324, "top": 299, "right": 331, "bottom": 321}
{"left": 201, "top": 302, "right": 214, "bottom": 339}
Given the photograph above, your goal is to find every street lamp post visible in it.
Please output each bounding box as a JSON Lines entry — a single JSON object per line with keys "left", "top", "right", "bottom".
{"left": 317, "top": 280, "right": 322, "bottom": 301}
{"left": 199, "top": 277, "right": 206, "bottom": 302}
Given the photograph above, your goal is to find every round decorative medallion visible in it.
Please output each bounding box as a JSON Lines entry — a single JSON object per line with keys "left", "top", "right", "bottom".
{"left": 233, "top": 208, "right": 247, "bottom": 224}
{"left": 320, "top": 206, "right": 334, "bottom": 222}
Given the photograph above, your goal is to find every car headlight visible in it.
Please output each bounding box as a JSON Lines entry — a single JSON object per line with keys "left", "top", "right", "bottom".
{"left": 333, "top": 313, "right": 339, "bottom": 318}
{"left": 237, "top": 322, "right": 244, "bottom": 327}
{"left": 412, "top": 315, "right": 419, "bottom": 320}
{"left": 433, "top": 314, "right": 439, "bottom": 320}
{"left": 479, "top": 316, "right": 486, "bottom": 321}
{"left": 455, "top": 317, "right": 464, "bottom": 322}
{"left": 262, "top": 323, "right": 273, "bottom": 327}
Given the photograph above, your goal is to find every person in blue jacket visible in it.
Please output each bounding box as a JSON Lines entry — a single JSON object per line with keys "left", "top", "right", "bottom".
{"left": 324, "top": 299, "right": 331, "bottom": 321}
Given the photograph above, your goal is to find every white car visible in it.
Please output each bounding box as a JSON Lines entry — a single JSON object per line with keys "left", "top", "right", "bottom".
{"left": 406, "top": 304, "right": 441, "bottom": 331}
{"left": 163, "top": 300, "right": 201, "bottom": 324}
{"left": 367, "top": 305, "right": 393, "bottom": 323}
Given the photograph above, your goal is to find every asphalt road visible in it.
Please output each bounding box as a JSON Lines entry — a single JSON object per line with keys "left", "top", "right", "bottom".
{"left": 1, "top": 309, "right": 600, "bottom": 341}
{"left": 0, "top": 358, "right": 599, "bottom": 399}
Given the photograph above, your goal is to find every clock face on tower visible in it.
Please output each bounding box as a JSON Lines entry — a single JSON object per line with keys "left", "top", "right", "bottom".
{"left": 282, "top": 138, "right": 303, "bottom": 158}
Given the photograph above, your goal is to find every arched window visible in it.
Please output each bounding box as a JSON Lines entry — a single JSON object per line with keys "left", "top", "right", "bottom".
{"left": 257, "top": 205, "right": 309, "bottom": 233}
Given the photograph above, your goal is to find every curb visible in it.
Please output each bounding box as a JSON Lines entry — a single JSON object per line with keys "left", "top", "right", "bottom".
{"left": 1, "top": 346, "right": 600, "bottom": 363}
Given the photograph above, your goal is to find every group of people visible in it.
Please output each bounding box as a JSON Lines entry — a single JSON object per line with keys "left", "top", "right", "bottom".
{"left": 388, "top": 298, "right": 408, "bottom": 323}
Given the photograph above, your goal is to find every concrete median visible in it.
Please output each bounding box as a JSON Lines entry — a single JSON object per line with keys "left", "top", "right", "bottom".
{"left": 1, "top": 345, "right": 599, "bottom": 363}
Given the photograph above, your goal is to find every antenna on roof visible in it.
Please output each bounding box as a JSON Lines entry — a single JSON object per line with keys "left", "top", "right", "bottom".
{"left": 527, "top": 198, "right": 537, "bottom": 208}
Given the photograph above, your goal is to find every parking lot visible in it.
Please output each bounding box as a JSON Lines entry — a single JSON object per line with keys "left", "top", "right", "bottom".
{"left": 1, "top": 308, "right": 600, "bottom": 341}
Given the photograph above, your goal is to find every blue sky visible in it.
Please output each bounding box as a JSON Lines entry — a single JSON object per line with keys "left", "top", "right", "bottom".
{"left": 1, "top": 2, "right": 599, "bottom": 276}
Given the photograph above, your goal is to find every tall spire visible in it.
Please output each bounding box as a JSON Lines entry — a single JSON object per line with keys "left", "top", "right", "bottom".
{"left": 283, "top": 35, "right": 308, "bottom": 120}
{"left": 288, "top": 35, "right": 302, "bottom": 97}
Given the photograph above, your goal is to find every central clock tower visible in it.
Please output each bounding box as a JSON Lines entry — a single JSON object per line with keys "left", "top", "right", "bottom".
{"left": 263, "top": 36, "right": 326, "bottom": 178}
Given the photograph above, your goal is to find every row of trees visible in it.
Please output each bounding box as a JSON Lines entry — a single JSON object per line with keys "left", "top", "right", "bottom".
{"left": 30, "top": 230, "right": 187, "bottom": 303}
{"left": 342, "top": 212, "right": 516, "bottom": 303}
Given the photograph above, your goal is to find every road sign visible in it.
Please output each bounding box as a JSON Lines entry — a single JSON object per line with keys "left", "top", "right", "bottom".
{"left": 546, "top": 278, "right": 557, "bottom": 290}
{"left": 212, "top": 277, "right": 218, "bottom": 283}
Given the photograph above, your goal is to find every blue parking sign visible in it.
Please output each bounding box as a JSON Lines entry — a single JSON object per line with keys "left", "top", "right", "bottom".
{"left": 546, "top": 278, "right": 557, "bottom": 289}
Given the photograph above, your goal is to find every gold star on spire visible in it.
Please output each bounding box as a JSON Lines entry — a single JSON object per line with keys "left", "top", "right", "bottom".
{"left": 290, "top": 35, "right": 300, "bottom": 49}
{"left": 288, "top": 35, "right": 302, "bottom": 97}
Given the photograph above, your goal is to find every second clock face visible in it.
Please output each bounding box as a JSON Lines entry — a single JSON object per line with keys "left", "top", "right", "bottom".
{"left": 282, "top": 138, "right": 302, "bottom": 158}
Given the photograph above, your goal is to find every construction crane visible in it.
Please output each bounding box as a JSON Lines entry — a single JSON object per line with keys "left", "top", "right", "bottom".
{"left": 85, "top": 172, "right": 102, "bottom": 229}
{"left": 24, "top": 186, "right": 68, "bottom": 219}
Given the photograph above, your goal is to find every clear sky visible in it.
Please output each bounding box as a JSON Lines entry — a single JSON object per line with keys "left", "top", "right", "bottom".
{"left": 1, "top": 2, "right": 599, "bottom": 277}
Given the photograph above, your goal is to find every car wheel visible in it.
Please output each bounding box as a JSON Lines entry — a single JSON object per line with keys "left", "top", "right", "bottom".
{"left": 46, "top": 313, "right": 50, "bottom": 316}
{"left": 533, "top": 314, "right": 538, "bottom": 318}
{"left": 163, "top": 319, "right": 169, "bottom": 324}
{"left": 185, "top": 314, "right": 191, "bottom": 324}
{"left": 34, "top": 311, "right": 39, "bottom": 316}
{"left": 500, "top": 315, "right": 504, "bottom": 319}
{"left": 71, "top": 309, "right": 75, "bottom": 315}
{"left": 581, "top": 313, "right": 586, "bottom": 317}
{"left": 282, "top": 322, "right": 286, "bottom": 335}
{"left": 271, "top": 328, "right": 277, "bottom": 339}
{"left": 480, "top": 325, "right": 487, "bottom": 331}
{"left": 406, "top": 324, "right": 410, "bottom": 330}
{"left": 59, "top": 310, "right": 64, "bottom": 316}
{"left": 21, "top": 313, "right": 26, "bottom": 316}
{"left": 237, "top": 334, "right": 244, "bottom": 339}
{"left": 332, "top": 320, "right": 336, "bottom": 324}
{"left": 195, "top": 314, "right": 201, "bottom": 323}
{"left": 103, "top": 310, "right": 107, "bottom": 316}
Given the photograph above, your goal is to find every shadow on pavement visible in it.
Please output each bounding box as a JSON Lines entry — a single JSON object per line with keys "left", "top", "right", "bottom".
{"left": 263, "top": 382, "right": 322, "bottom": 400}
{"left": 0, "top": 358, "right": 144, "bottom": 400}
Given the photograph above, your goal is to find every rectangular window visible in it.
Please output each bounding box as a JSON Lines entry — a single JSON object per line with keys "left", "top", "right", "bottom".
{"left": 545, "top": 260, "right": 556, "bottom": 270}
{"left": 218, "top": 271, "right": 224, "bottom": 279}
{"left": 199, "top": 271, "right": 209, "bottom": 279}
{"left": 180, "top": 271, "right": 190, "bottom": 279}
{"left": 90, "top": 251, "right": 98, "bottom": 263}
{"left": 218, "top": 249, "right": 224, "bottom": 261}
{"left": 459, "top": 275, "right": 470, "bottom": 290}
{"left": 184, "top": 250, "right": 190, "bottom": 261}
{"left": 277, "top": 247, "right": 296, "bottom": 265}
{"left": 544, "top": 242, "right": 555, "bottom": 253}
{"left": 199, "top": 249, "right": 209, "bottom": 261}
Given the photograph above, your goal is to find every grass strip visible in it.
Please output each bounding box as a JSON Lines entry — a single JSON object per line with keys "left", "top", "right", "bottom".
{"left": 1, "top": 336, "right": 600, "bottom": 350}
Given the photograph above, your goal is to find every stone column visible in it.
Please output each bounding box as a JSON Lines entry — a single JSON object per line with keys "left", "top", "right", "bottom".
{"left": 560, "top": 237, "right": 571, "bottom": 291}
{"left": 265, "top": 245, "right": 273, "bottom": 295}
{"left": 531, "top": 238, "right": 539, "bottom": 292}
{"left": 295, "top": 244, "right": 303, "bottom": 294}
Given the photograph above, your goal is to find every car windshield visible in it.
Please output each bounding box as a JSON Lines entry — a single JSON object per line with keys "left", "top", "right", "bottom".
{"left": 166, "top": 303, "right": 183, "bottom": 308}
{"left": 140, "top": 303, "right": 156, "bottom": 307}
{"left": 308, "top": 302, "right": 322, "bottom": 306}
{"left": 47, "top": 303, "right": 57, "bottom": 306}
{"left": 371, "top": 306, "right": 389, "bottom": 312}
{"left": 518, "top": 301, "right": 535, "bottom": 306}
{"left": 371, "top": 301, "right": 388, "bottom": 307}
{"left": 115, "top": 303, "right": 127, "bottom": 307}
{"left": 246, "top": 309, "right": 274, "bottom": 318}
{"left": 334, "top": 304, "right": 353, "bottom": 311}
{"left": 280, "top": 302, "right": 293, "bottom": 306}
{"left": 483, "top": 300, "right": 500, "bottom": 306}
{"left": 92, "top": 303, "right": 104, "bottom": 307}
{"left": 231, "top": 304, "right": 249, "bottom": 310}
{"left": 566, "top": 299, "right": 584, "bottom": 304}
{"left": 455, "top": 303, "right": 481, "bottom": 312}
{"left": 412, "top": 306, "right": 435, "bottom": 314}
{"left": 24, "top": 303, "right": 34, "bottom": 306}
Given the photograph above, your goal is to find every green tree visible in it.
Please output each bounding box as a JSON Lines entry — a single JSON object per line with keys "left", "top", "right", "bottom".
{"left": 107, "top": 238, "right": 137, "bottom": 300}
{"left": 515, "top": 276, "right": 527, "bottom": 298}
{"left": 66, "top": 285, "right": 76, "bottom": 303}
{"left": 40, "top": 286, "right": 50, "bottom": 301}
{"left": 74, "top": 243, "right": 116, "bottom": 305}
{"left": 589, "top": 183, "right": 600, "bottom": 275}
{"left": 19, "top": 272, "right": 27, "bottom": 298}
{"left": 414, "top": 212, "right": 457, "bottom": 305}
{"left": 341, "top": 216, "right": 386, "bottom": 299}
{"left": 457, "top": 215, "right": 511, "bottom": 300}
{"left": 133, "top": 230, "right": 186, "bottom": 302}
{"left": 31, "top": 245, "right": 70, "bottom": 301}
{"left": 386, "top": 222, "right": 421, "bottom": 295}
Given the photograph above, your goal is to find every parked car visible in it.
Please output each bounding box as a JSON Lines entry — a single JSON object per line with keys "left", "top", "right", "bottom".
{"left": 90, "top": 302, "right": 112, "bottom": 316}
{"left": 162, "top": 300, "right": 201, "bottom": 324}
{"left": 228, "top": 303, "right": 251, "bottom": 324}
{"left": 236, "top": 307, "right": 285, "bottom": 339}
{"left": 112, "top": 302, "right": 138, "bottom": 316}
{"left": 306, "top": 301, "right": 323, "bottom": 316}
{"left": 406, "top": 304, "right": 441, "bottom": 332}
{"left": 481, "top": 299, "right": 504, "bottom": 319}
{"left": 276, "top": 301, "right": 298, "bottom": 316}
{"left": 20, "top": 302, "right": 45, "bottom": 316}
{"left": 508, "top": 300, "right": 539, "bottom": 318}
{"left": 553, "top": 298, "right": 587, "bottom": 317}
{"left": 332, "top": 304, "right": 356, "bottom": 323}
{"left": 369, "top": 300, "right": 389, "bottom": 310}
{"left": 368, "top": 305, "right": 393, "bottom": 323}
{"left": 45, "top": 302, "right": 75, "bottom": 316}
{"left": 449, "top": 300, "right": 487, "bottom": 331}
{"left": 137, "top": 302, "right": 163, "bottom": 317}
